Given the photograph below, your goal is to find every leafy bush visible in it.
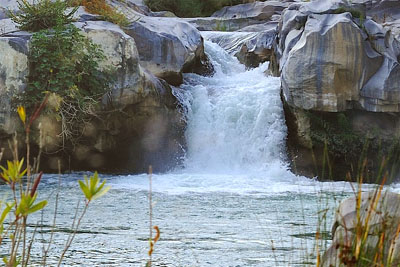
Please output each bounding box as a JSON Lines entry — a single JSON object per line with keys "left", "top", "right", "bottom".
{"left": 8, "top": 0, "right": 78, "bottom": 32}
{"left": 145, "top": 0, "right": 245, "bottom": 17}
{"left": 20, "top": 24, "right": 112, "bottom": 141}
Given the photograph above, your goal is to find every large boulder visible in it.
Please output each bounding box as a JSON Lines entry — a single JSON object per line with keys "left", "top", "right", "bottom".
{"left": 0, "top": 32, "right": 30, "bottom": 135}
{"left": 124, "top": 15, "right": 209, "bottom": 85}
{"left": 0, "top": 20, "right": 184, "bottom": 172}
{"left": 281, "top": 12, "right": 382, "bottom": 112}
{"left": 277, "top": 0, "right": 400, "bottom": 180}
{"left": 322, "top": 191, "right": 400, "bottom": 266}
{"left": 278, "top": 0, "right": 400, "bottom": 113}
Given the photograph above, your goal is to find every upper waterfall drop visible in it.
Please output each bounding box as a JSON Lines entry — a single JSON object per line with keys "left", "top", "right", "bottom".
{"left": 174, "top": 40, "right": 287, "bottom": 174}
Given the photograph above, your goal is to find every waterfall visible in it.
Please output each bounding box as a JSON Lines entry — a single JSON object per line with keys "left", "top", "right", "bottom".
{"left": 174, "top": 40, "right": 287, "bottom": 174}
{"left": 114, "top": 37, "right": 314, "bottom": 194}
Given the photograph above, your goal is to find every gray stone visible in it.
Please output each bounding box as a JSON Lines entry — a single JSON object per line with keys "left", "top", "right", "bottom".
{"left": 0, "top": 18, "right": 19, "bottom": 35}
{"left": 367, "top": 0, "right": 400, "bottom": 23}
{"left": 0, "top": 31, "right": 30, "bottom": 134}
{"left": 185, "top": 1, "right": 287, "bottom": 32}
{"left": 124, "top": 15, "right": 206, "bottom": 85}
{"left": 212, "top": 1, "right": 289, "bottom": 20}
{"left": 236, "top": 21, "right": 278, "bottom": 32}
{"left": 281, "top": 13, "right": 382, "bottom": 112}
{"left": 203, "top": 27, "right": 277, "bottom": 68}
{"left": 322, "top": 191, "right": 400, "bottom": 266}
{"left": 74, "top": 21, "right": 144, "bottom": 108}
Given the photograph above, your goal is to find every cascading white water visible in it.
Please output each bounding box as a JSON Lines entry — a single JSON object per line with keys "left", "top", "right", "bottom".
{"left": 111, "top": 37, "right": 356, "bottom": 194}
{"left": 175, "top": 40, "right": 287, "bottom": 174}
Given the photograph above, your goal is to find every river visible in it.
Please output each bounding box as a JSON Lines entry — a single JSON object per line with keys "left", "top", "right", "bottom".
{"left": 1, "top": 38, "right": 399, "bottom": 266}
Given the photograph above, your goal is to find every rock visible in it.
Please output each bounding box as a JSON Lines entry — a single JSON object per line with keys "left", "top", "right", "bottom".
{"left": 366, "top": 0, "right": 400, "bottom": 23}
{"left": 322, "top": 191, "right": 400, "bottom": 266}
{"left": 0, "top": 31, "right": 30, "bottom": 135}
{"left": 0, "top": 8, "right": 7, "bottom": 20}
{"left": 108, "top": 0, "right": 151, "bottom": 18}
{"left": 281, "top": 12, "right": 382, "bottom": 112}
{"left": 0, "top": 21, "right": 185, "bottom": 172}
{"left": 75, "top": 21, "right": 143, "bottom": 108}
{"left": 70, "top": 6, "right": 103, "bottom": 22}
{"left": 212, "top": 1, "right": 289, "bottom": 21}
{"left": 0, "top": 18, "right": 19, "bottom": 35}
{"left": 124, "top": 15, "right": 208, "bottom": 85}
{"left": 203, "top": 26, "right": 277, "bottom": 68}
{"left": 237, "top": 21, "right": 279, "bottom": 32}
{"left": 185, "top": 1, "right": 287, "bottom": 32}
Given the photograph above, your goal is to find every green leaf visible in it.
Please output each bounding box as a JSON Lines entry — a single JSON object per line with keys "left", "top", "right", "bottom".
{"left": 78, "top": 172, "right": 110, "bottom": 202}
{"left": 92, "top": 185, "right": 111, "bottom": 201}
{"left": 78, "top": 180, "right": 90, "bottom": 200}
{"left": 26, "top": 200, "right": 47, "bottom": 215}
{"left": 0, "top": 202, "right": 13, "bottom": 224}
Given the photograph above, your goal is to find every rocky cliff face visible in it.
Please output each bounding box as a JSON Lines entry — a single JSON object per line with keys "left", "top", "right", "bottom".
{"left": 0, "top": 0, "right": 210, "bottom": 173}
{"left": 274, "top": 0, "right": 400, "bottom": 180}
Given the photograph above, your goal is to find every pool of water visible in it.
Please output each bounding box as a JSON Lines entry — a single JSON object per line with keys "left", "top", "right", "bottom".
{"left": 1, "top": 172, "right": 390, "bottom": 266}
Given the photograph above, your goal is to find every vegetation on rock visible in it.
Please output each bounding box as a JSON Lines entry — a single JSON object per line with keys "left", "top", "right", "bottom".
{"left": 9, "top": 0, "right": 114, "bottom": 144}
{"left": 145, "top": 0, "right": 249, "bottom": 17}
{"left": 22, "top": 23, "right": 112, "bottom": 142}
{"left": 8, "top": 0, "right": 78, "bottom": 32}
{"left": 75, "top": 0, "right": 129, "bottom": 26}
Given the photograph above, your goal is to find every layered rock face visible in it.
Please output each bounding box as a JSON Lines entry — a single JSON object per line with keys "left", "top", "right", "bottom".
{"left": 275, "top": 0, "right": 400, "bottom": 180}
{"left": 190, "top": 1, "right": 289, "bottom": 68}
{"left": 0, "top": 1, "right": 210, "bottom": 173}
{"left": 186, "top": 1, "right": 288, "bottom": 32}
{"left": 322, "top": 191, "right": 400, "bottom": 266}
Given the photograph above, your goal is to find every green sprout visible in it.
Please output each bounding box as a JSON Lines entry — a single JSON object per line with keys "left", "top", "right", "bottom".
{"left": 79, "top": 172, "right": 110, "bottom": 203}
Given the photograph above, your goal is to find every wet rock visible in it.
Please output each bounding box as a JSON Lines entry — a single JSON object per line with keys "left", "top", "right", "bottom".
{"left": 203, "top": 25, "right": 277, "bottom": 68}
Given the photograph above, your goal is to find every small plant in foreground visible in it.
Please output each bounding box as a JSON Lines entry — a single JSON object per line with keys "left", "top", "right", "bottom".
{"left": 0, "top": 105, "right": 110, "bottom": 266}
{"left": 146, "top": 166, "right": 160, "bottom": 267}
{"left": 315, "top": 153, "right": 400, "bottom": 266}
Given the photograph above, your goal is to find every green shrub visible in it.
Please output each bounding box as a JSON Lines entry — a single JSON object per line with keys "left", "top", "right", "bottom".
{"left": 8, "top": 0, "right": 78, "bottom": 32}
{"left": 20, "top": 24, "right": 112, "bottom": 141}
{"left": 145, "top": 0, "right": 244, "bottom": 17}
{"left": 334, "top": 7, "right": 365, "bottom": 20}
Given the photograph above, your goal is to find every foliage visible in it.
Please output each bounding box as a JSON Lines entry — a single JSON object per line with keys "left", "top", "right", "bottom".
{"left": 334, "top": 7, "right": 365, "bottom": 20}
{"left": 308, "top": 112, "right": 366, "bottom": 158}
{"left": 8, "top": 0, "right": 78, "bottom": 32}
{"left": 77, "top": 0, "right": 129, "bottom": 26}
{"left": 144, "top": 0, "right": 246, "bottom": 17}
{"left": 214, "top": 19, "right": 228, "bottom": 31}
{"left": 0, "top": 108, "right": 110, "bottom": 266}
{"left": 20, "top": 23, "right": 112, "bottom": 142}
{"left": 79, "top": 172, "right": 111, "bottom": 202}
